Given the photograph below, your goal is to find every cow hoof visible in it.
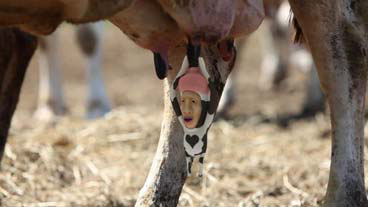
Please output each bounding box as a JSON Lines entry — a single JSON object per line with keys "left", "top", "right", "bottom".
{"left": 33, "top": 105, "right": 65, "bottom": 124}
{"left": 86, "top": 99, "right": 111, "bottom": 119}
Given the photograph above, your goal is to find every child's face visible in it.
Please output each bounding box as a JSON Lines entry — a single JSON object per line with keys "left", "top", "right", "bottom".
{"left": 180, "top": 91, "right": 202, "bottom": 128}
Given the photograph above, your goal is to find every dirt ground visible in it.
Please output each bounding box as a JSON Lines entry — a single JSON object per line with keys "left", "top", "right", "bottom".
{"left": 1, "top": 21, "right": 366, "bottom": 207}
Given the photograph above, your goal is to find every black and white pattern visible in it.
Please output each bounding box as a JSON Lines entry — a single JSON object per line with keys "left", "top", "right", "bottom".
{"left": 170, "top": 56, "right": 216, "bottom": 177}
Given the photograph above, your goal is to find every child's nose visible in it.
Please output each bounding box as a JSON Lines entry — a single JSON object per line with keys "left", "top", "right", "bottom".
{"left": 183, "top": 102, "right": 192, "bottom": 114}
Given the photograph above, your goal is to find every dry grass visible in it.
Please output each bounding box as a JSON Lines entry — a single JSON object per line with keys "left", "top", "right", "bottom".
{"left": 3, "top": 106, "right": 335, "bottom": 207}
{"left": 4, "top": 107, "right": 158, "bottom": 207}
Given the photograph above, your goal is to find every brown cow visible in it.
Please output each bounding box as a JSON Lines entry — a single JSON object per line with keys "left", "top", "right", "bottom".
{"left": 0, "top": 1, "right": 367, "bottom": 206}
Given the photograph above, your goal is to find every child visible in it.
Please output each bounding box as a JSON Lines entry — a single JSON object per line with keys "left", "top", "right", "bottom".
{"left": 178, "top": 67, "right": 210, "bottom": 129}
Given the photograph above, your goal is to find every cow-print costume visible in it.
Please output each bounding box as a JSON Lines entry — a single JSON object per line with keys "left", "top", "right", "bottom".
{"left": 170, "top": 50, "right": 217, "bottom": 177}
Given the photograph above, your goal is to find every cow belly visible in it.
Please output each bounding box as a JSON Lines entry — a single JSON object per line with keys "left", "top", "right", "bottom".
{"left": 109, "top": 0, "right": 184, "bottom": 53}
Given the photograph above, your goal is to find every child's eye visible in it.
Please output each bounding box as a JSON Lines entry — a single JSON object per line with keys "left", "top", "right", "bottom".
{"left": 192, "top": 100, "right": 196, "bottom": 104}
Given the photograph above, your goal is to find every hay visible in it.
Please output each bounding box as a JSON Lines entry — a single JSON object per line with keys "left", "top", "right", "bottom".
{"left": 1, "top": 105, "right": 344, "bottom": 207}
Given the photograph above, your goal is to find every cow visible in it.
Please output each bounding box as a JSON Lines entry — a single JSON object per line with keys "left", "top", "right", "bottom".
{"left": 0, "top": 1, "right": 367, "bottom": 207}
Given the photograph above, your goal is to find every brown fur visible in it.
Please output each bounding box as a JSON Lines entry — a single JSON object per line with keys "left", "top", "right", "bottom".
{"left": 0, "top": 0, "right": 134, "bottom": 35}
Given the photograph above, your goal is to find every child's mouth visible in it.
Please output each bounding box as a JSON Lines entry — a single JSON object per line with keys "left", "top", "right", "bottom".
{"left": 184, "top": 117, "right": 193, "bottom": 122}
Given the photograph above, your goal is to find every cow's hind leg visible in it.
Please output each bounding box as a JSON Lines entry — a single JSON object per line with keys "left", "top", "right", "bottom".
{"left": 290, "top": 1, "right": 368, "bottom": 206}
{"left": 76, "top": 23, "right": 111, "bottom": 119}
{"left": 34, "top": 33, "right": 68, "bottom": 122}
{"left": 0, "top": 28, "right": 37, "bottom": 160}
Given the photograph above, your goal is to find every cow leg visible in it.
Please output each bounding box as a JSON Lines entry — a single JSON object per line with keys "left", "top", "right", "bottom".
{"left": 135, "top": 49, "right": 187, "bottom": 207}
{"left": 76, "top": 23, "right": 111, "bottom": 119}
{"left": 290, "top": 1, "right": 368, "bottom": 206}
{"left": 34, "top": 33, "right": 68, "bottom": 122}
{"left": 0, "top": 28, "right": 37, "bottom": 160}
{"left": 216, "top": 72, "right": 235, "bottom": 119}
{"left": 135, "top": 79, "right": 186, "bottom": 207}
{"left": 277, "top": 64, "right": 325, "bottom": 127}
{"left": 258, "top": 2, "right": 290, "bottom": 91}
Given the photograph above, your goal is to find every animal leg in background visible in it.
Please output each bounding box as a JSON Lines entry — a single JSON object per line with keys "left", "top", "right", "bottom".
{"left": 290, "top": 0, "right": 368, "bottom": 206}
{"left": 0, "top": 28, "right": 37, "bottom": 161}
{"left": 217, "top": 1, "right": 324, "bottom": 121}
{"left": 258, "top": 0, "right": 290, "bottom": 90}
{"left": 34, "top": 32, "right": 68, "bottom": 121}
{"left": 35, "top": 22, "right": 111, "bottom": 121}
{"left": 76, "top": 23, "right": 111, "bottom": 119}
